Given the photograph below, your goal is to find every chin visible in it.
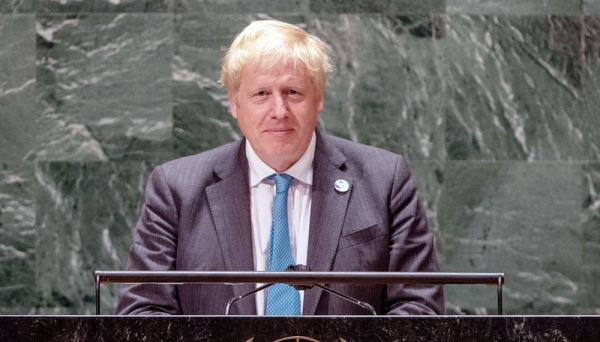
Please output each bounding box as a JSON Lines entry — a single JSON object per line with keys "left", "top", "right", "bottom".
{"left": 264, "top": 139, "right": 295, "bottom": 152}
{"left": 266, "top": 147, "right": 297, "bottom": 159}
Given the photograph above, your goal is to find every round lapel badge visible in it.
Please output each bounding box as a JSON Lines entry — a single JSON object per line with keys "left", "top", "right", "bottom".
{"left": 334, "top": 179, "right": 350, "bottom": 193}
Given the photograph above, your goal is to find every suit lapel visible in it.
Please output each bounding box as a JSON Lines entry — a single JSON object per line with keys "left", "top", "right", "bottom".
{"left": 206, "top": 140, "right": 256, "bottom": 315}
{"left": 303, "top": 131, "right": 354, "bottom": 315}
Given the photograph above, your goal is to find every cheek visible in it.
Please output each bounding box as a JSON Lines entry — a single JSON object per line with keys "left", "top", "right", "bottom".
{"left": 299, "top": 108, "right": 319, "bottom": 126}
{"left": 236, "top": 114, "right": 260, "bottom": 136}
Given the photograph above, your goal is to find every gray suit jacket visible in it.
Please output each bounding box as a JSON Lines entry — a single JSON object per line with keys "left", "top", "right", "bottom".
{"left": 116, "top": 130, "right": 444, "bottom": 315}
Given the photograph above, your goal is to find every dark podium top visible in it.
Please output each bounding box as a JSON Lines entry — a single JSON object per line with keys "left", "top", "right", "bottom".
{"left": 1, "top": 316, "right": 599, "bottom": 341}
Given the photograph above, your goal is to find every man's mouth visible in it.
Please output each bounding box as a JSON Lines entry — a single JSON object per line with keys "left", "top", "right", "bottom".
{"left": 265, "top": 128, "right": 293, "bottom": 133}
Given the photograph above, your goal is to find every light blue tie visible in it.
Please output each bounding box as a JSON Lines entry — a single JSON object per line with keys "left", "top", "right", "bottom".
{"left": 266, "top": 173, "right": 301, "bottom": 316}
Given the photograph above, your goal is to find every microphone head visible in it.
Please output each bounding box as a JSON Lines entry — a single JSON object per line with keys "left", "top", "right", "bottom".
{"left": 285, "top": 264, "right": 311, "bottom": 272}
{"left": 285, "top": 264, "right": 314, "bottom": 290}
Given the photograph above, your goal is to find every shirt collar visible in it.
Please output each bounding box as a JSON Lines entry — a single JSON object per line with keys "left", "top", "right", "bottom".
{"left": 247, "top": 131, "right": 316, "bottom": 187}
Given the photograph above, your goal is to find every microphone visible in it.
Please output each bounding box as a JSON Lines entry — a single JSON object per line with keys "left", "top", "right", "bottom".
{"left": 225, "top": 265, "right": 376, "bottom": 315}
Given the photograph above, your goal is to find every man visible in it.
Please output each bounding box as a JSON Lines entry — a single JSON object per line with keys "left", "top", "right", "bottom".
{"left": 117, "top": 19, "right": 444, "bottom": 315}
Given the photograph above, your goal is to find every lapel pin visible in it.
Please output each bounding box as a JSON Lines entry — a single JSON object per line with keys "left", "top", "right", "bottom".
{"left": 334, "top": 179, "right": 350, "bottom": 193}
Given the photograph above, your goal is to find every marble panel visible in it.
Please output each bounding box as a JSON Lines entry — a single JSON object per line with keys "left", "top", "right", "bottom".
{"left": 0, "top": 0, "right": 35, "bottom": 13}
{"left": 310, "top": 0, "right": 445, "bottom": 14}
{"left": 172, "top": 13, "right": 307, "bottom": 157}
{"left": 35, "top": 14, "right": 174, "bottom": 162}
{"left": 447, "top": 0, "right": 582, "bottom": 15}
{"left": 0, "top": 164, "right": 37, "bottom": 314}
{"left": 407, "top": 160, "right": 445, "bottom": 242}
{"left": 437, "top": 161, "right": 594, "bottom": 315}
{"left": 175, "top": 0, "right": 309, "bottom": 13}
{"left": 34, "top": 161, "right": 150, "bottom": 314}
{"left": 0, "top": 15, "right": 37, "bottom": 163}
{"left": 37, "top": 0, "right": 172, "bottom": 13}
{"left": 580, "top": 163, "right": 600, "bottom": 314}
{"left": 585, "top": 0, "right": 600, "bottom": 14}
{"left": 441, "top": 15, "right": 600, "bottom": 161}
{"left": 583, "top": 16, "right": 600, "bottom": 115}
{"left": 312, "top": 15, "right": 446, "bottom": 161}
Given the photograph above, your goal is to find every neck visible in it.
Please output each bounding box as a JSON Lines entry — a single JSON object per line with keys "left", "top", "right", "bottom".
{"left": 265, "top": 158, "right": 299, "bottom": 173}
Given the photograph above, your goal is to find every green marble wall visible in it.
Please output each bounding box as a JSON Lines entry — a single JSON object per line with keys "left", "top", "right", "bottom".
{"left": 0, "top": 0, "right": 599, "bottom": 315}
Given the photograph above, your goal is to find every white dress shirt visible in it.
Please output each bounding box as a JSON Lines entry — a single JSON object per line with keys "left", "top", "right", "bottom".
{"left": 246, "top": 132, "right": 315, "bottom": 315}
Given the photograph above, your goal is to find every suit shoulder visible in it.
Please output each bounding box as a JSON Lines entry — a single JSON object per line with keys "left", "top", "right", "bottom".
{"left": 322, "top": 134, "right": 414, "bottom": 182}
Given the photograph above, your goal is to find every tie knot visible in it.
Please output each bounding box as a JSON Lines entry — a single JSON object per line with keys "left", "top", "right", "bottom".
{"left": 269, "top": 173, "right": 294, "bottom": 194}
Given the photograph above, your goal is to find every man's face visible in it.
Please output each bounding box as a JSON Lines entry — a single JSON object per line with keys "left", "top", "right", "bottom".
{"left": 229, "top": 63, "right": 323, "bottom": 172}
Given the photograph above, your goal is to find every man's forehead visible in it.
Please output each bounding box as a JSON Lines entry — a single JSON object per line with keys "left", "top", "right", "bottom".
{"left": 239, "top": 69, "right": 309, "bottom": 90}
{"left": 244, "top": 60, "right": 309, "bottom": 78}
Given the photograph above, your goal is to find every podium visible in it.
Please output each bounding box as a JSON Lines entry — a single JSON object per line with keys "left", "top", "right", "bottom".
{"left": 1, "top": 315, "right": 599, "bottom": 341}
{"left": 3, "top": 271, "right": 597, "bottom": 340}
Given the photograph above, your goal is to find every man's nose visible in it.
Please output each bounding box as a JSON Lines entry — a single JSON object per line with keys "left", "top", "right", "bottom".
{"left": 272, "top": 93, "right": 288, "bottom": 119}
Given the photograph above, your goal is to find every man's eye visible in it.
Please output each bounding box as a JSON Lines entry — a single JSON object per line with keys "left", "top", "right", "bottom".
{"left": 289, "top": 89, "right": 300, "bottom": 95}
{"left": 256, "top": 91, "right": 267, "bottom": 96}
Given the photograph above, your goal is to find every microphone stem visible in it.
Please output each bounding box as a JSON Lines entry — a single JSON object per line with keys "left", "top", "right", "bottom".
{"left": 225, "top": 283, "right": 274, "bottom": 315}
{"left": 313, "top": 284, "right": 377, "bottom": 315}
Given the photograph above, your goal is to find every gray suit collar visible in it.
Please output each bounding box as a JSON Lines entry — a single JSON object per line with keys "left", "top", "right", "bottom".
{"left": 303, "top": 129, "right": 356, "bottom": 315}
{"left": 206, "top": 139, "right": 257, "bottom": 315}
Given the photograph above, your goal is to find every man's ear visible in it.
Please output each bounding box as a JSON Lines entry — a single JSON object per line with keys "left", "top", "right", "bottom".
{"left": 228, "top": 95, "right": 238, "bottom": 119}
{"left": 317, "top": 98, "right": 324, "bottom": 114}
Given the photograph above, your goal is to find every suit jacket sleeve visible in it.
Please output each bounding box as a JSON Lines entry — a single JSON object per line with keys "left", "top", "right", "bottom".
{"left": 385, "top": 155, "right": 444, "bottom": 315}
{"left": 116, "top": 165, "right": 181, "bottom": 315}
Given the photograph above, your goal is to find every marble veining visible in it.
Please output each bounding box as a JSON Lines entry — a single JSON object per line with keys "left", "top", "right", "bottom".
{"left": 438, "top": 161, "right": 591, "bottom": 314}
{"left": 1, "top": 316, "right": 600, "bottom": 341}
{"left": 312, "top": 15, "right": 445, "bottom": 161}
{"left": 580, "top": 163, "right": 600, "bottom": 314}
{"left": 442, "top": 15, "right": 600, "bottom": 161}
{"left": 310, "top": 0, "right": 445, "bottom": 14}
{"left": 0, "top": 15, "right": 37, "bottom": 163}
{"left": 176, "top": 0, "right": 310, "bottom": 13}
{"left": 0, "top": 0, "right": 35, "bottom": 13}
{"left": 37, "top": 0, "right": 172, "bottom": 13}
{"left": 0, "top": 165, "right": 36, "bottom": 314}
{"left": 35, "top": 13, "right": 174, "bottom": 162}
{"left": 34, "top": 161, "right": 150, "bottom": 314}
{"left": 447, "top": 0, "right": 582, "bottom": 15}
{"left": 585, "top": 0, "right": 600, "bottom": 14}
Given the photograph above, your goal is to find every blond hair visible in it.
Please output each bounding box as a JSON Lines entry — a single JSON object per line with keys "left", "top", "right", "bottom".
{"left": 220, "top": 20, "right": 332, "bottom": 98}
